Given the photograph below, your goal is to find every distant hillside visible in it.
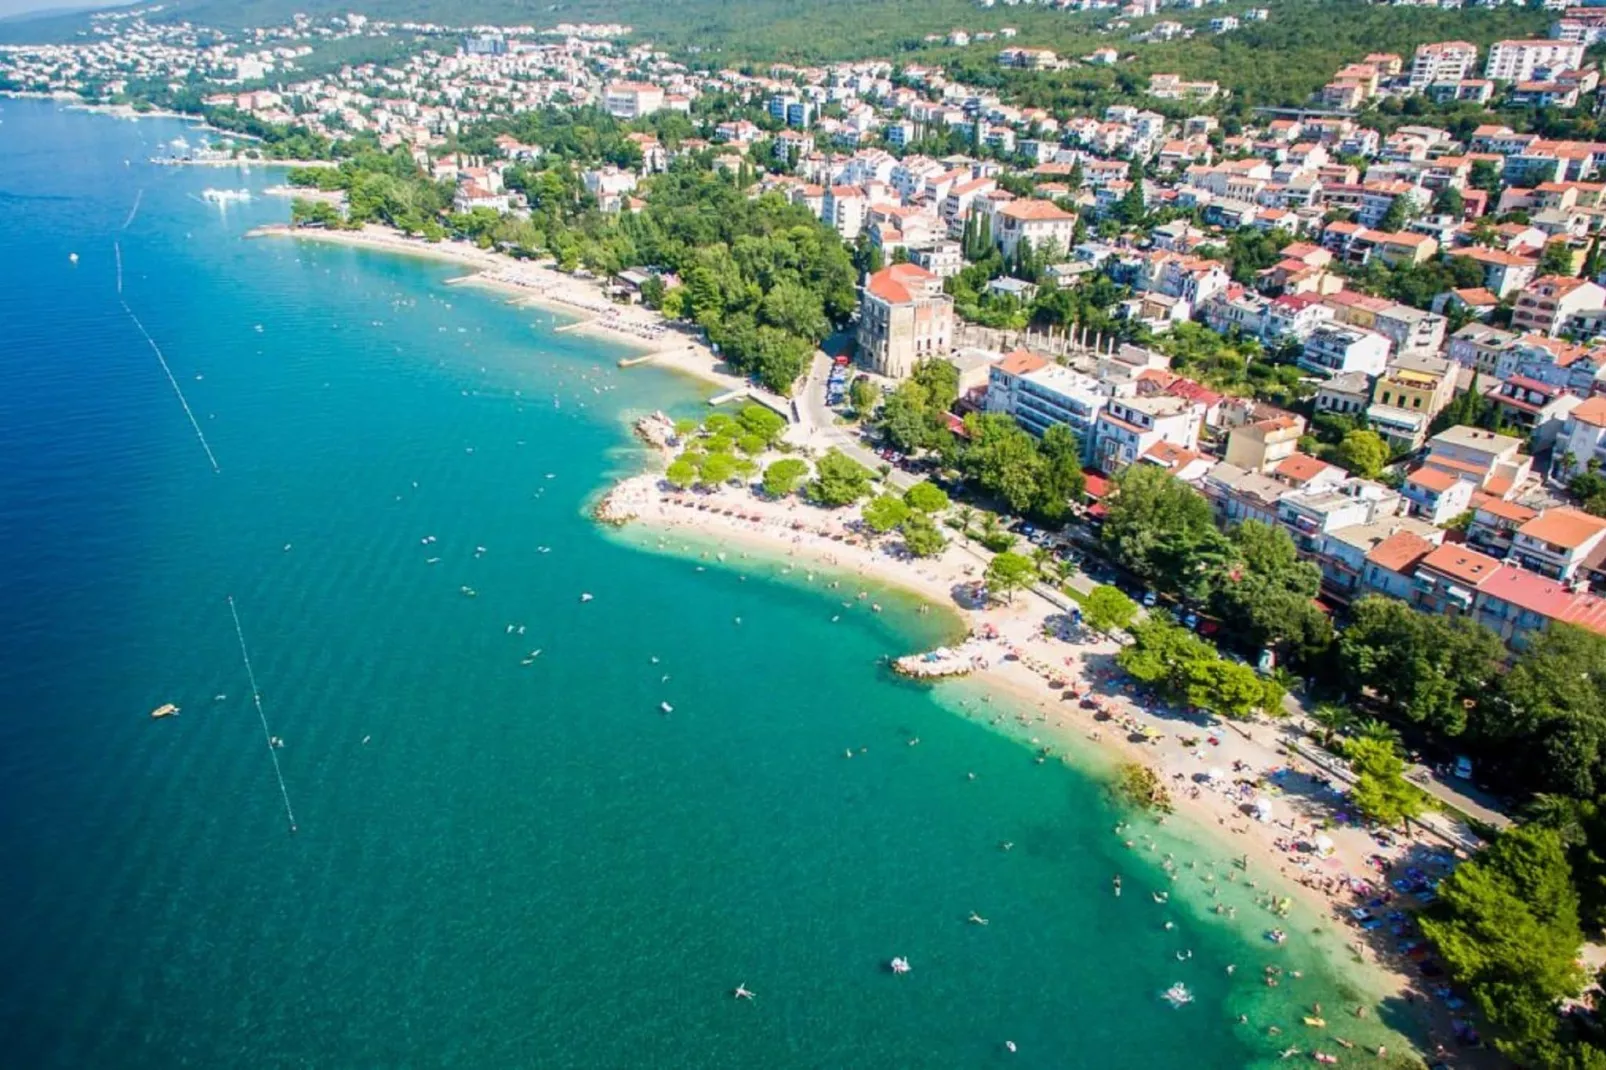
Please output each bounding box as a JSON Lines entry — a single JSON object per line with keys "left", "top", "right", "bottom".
{"left": 0, "top": 0, "right": 1554, "bottom": 111}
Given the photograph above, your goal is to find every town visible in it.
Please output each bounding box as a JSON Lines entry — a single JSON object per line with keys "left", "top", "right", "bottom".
{"left": 10, "top": 0, "right": 1606, "bottom": 1060}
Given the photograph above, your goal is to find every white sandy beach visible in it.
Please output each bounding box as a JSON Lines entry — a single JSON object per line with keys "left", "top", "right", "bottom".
{"left": 251, "top": 223, "right": 752, "bottom": 393}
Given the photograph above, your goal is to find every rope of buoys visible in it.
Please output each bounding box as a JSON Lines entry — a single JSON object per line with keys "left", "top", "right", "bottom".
{"left": 227, "top": 596, "right": 298, "bottom": 834}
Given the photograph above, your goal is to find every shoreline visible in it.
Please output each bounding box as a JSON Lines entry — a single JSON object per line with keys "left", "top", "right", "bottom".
{"left": 598, "top": 470, "right": 1479, "bottom": 1060}
{"left": 250, "top": 222, "right": 748, "bottom": 392}
{"left": 245, "top": 209, "right": 1455, "bottom": 1060}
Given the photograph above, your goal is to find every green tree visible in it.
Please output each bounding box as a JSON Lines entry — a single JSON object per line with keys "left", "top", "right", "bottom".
{"left": 1100, "top": 464, "right": 1218, "bottom": 589}
{"left": 1329, "top": 429, "right": 1390, "bottom": 479}
{"left": 1083, "top": 584, "right": 1138, "bottom": 636}
{"left": 665, "top": 457, "right": 698, "bottom": 489}
{"left": 903, "top": 481, "right": 950, "bottom": 514}
{"left": 861, "top": 492, "right": 910, "bottom": 534}
{"left": 962, "top": 412, "right": 1046, "bottom": 514}
{"left": 910, "top": 358, "right": 960, "bottom": 412}
{"left": 985, "top": 551, "right": 1037, "bottom": 604}
{"left": 1421, "top": 825, "right": 1586, "bottom": 1065}
{"left": 900, "top": 512, "right": 948, "bottom": 557}
{"left": 1539, "top": 240, "right": 1577, "bottom": 278}
{"left": 808, "top": 448, "right": 874, "bottom": 506}
{"left": 1345, "top": 737, "right": 1428, "bottom": 828}
{"left": 879, "top": 380, "right": 944, "bottom": 454}
{"left": 1483, "top": 624, "right": 1606, "bottom": 799}
{"left": 1433, "top": 186, "right": 1465, "bottom": 217}
{"left": 1034, "top": 423, "right": 1086, "bottom": 523}
{"left": 849, "top": 377, "right": 879, "bottom": 416}
{"left": 762, "top": 457, "right": 809, "bottom": 497}
{"left": 1340, "top": 596, "right": 1505, "bottom": 737}
{"left": 698, "top": 451, "right": 738, "bottom": 487}
{"left": 736, "top": 403, "right": 788, "bottom": 445}
{"left": 1187, "top": 658, "right": 1283, "bottom": 720}
{"left": 1378, "top": 194, "right": 1409, "bottom": 232}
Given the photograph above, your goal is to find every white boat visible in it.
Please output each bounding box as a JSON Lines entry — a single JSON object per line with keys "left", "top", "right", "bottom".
{"left": 1162, "top": 982, "right": 1193, "bottom": 1007}
{"left": 889, "top": 956, "right": 911, "bottom": 975}
{"left": 201, "top": 188, "right": 252, "bottom": 204}
{"left": 660, "top": 702, "right": 673, "bottom": 714}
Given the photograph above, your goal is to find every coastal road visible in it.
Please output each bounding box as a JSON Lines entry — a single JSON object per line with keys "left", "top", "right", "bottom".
{"left": 799, "top": 350, "right": 918, "bottom": 491}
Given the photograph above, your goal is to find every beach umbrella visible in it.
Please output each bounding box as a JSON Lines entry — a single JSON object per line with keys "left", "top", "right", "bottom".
{"left": 1254, "top": 797, "right": 1274, "bottom": 823}
{"left": 1314, "top": 833, "right": 1336, "bottom": 857}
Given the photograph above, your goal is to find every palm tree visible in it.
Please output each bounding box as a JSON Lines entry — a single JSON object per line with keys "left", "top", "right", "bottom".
{"left": 1031, "top": 545, "right": 1053, "bottom": 580}
{"left": 957, "top": 505, "right": 976, "bottom": 540}
{"left": 1309, "top": 703, "right": 1354, "bottom": 748}
{"left": 1355, "top": 718, "right": 1402, "bottom": 751}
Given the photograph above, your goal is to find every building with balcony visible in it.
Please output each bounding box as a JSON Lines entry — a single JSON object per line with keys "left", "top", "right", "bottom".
{"left": 857, "top": 263, "right": 954, "bottom": 379}
{"left": 1299, "top": 324, "right": 1391, "bottom": 378}
{"left": 1091, "top": 395, "right": 1203, "bottom": 472}
{"left": 1509, "top": 507, "right": 1606, "bottom": 581}
{"left": 1511, "top": 274, "right": 1606, "bottom": 336}
{"left": 985, "top": 349, "right": 1106, "bottom": 451}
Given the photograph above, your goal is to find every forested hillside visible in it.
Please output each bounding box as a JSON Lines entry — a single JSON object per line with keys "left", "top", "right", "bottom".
{"left": 2, "top": 0, "right": 1552, "bottom": 111}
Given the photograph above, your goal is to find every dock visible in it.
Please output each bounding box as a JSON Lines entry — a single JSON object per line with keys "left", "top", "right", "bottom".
{"left": 893, "top": 641, "right": 991, "bottom": 679}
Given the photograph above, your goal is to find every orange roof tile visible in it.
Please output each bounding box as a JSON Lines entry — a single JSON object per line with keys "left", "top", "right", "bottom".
{"left": 1518, "top": 507, "right": 1606, "bottom": 550}
{"left": 1407, "top": 467, "right": 1462, "bottom": 493}
{"left": 1366, "top": 531, "right": 1437, "bottom": 574}
{"left": 997, "top": 348, "right": 1051, "bottom": 376}
{"left": 1569, "top": 395, "right": 1606, "bottom": 427}
{"left": 1273, "top": 453, "right": 1335, "bottom": 484}
{"left": 1419, "top": 543, "right": 1503, "bottom": 587}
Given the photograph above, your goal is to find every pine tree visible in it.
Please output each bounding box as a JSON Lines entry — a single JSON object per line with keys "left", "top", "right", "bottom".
{"left": 1068, "top": 159, "right": 1084, "bottom": 190}
{"left": 1586, "top": 236, "right": 1604, "bottom": 281}
{"left": 1378, "top": 194, "right": 1408, "bottom": 233}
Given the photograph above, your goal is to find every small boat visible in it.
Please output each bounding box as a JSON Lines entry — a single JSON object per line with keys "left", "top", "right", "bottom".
{"left": 1303, "top": 1017, "right": 1326, "bottom": 1029}
{"left": 580, "top": 592, "right": 594, "bottom": 602}
{"left": 150, "top": 703, "right": 180, "bottom": 719}
{"left": 889, "top": 956, "right": 911, "bottom": 975}
{"left": 660, "top": 702, "right": 674, "bottom": 714}
{"left": 1266, "top": 929, "right": 1287, "bottom": 944}
{"left": 1162, "top": 982, "right": 1193, "bottom": 1007}
{"left": 69, "top": 252, "right": 79, "bottom": 264}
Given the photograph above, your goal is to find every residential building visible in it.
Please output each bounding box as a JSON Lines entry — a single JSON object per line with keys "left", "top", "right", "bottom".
{"left": 1509, "top": 507, "right": 1606, "bottom": 580}
{"left": 1423, "top": 425, "right": 1534, "bottom": 496}
{"left": 1223, "top": 414, "right": 1306, "bottom": 473}
{"left": 985, "top": 350, "right": 1106, "bottom": 449}
{"left": 1554, "top": 395, "right": 1606, "bottom": 477}
{"left": 1361, "top": 527, "right": 1444, "bottom": 600}
{"left": 1468, "top": 497, "right": 1540, "bottom": 558}
{"left": 993, "top": 199, "right": 1078, "bottom": 259}
{"left": 1091, "top": 395, "right": 1203, "bottom": 472}
{"left": 1315, "top": 371, "right": 1374, "bottom": 416}
{"left": 1202, "top": 462, "right": 1291, "bottom": 528}
{"left": 1370, "top": 354, "right": 1457, "bottom": 433}
{"left": 1410, "top": 41, "right": 1479, "bottom": 88}
{"left": 857, "top": 264, "right": 954, "bottom": 379}
{"left": 1299, "top": 324, "right": 1391, "bottom": 378}
{"left": 1484, "top": 39, "right": 1586, "bottom": 82}
{"left": 1511, "top": 275, "right": 1606, "bottom": 336}
{"left": 1402, "top": 466, "right": 1476, "bottom": 524}
{"left": 602, "top": 82, "right": 664, "bottom": 119}
{"left": 1488, "top": 376, "right": 1583, "bottom": 451}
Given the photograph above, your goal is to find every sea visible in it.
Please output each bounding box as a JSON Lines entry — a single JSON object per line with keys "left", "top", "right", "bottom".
{"left": 0, "top": 99, "right": 1410, "bottom": 1068}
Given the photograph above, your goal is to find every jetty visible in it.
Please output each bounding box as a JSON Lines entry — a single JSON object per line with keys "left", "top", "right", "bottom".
{"left": 893, "top": 640, "right": 991, "bottom": 679}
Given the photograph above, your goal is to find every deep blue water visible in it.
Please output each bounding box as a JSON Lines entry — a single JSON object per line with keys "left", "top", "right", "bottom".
{"left": 0, "top": 100, "right": 1403, "bottom": 1068}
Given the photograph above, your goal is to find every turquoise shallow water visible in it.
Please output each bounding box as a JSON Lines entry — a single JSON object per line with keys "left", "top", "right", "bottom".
{"left": 0, "top": 100, "right": 1407, "bottom": 1068}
